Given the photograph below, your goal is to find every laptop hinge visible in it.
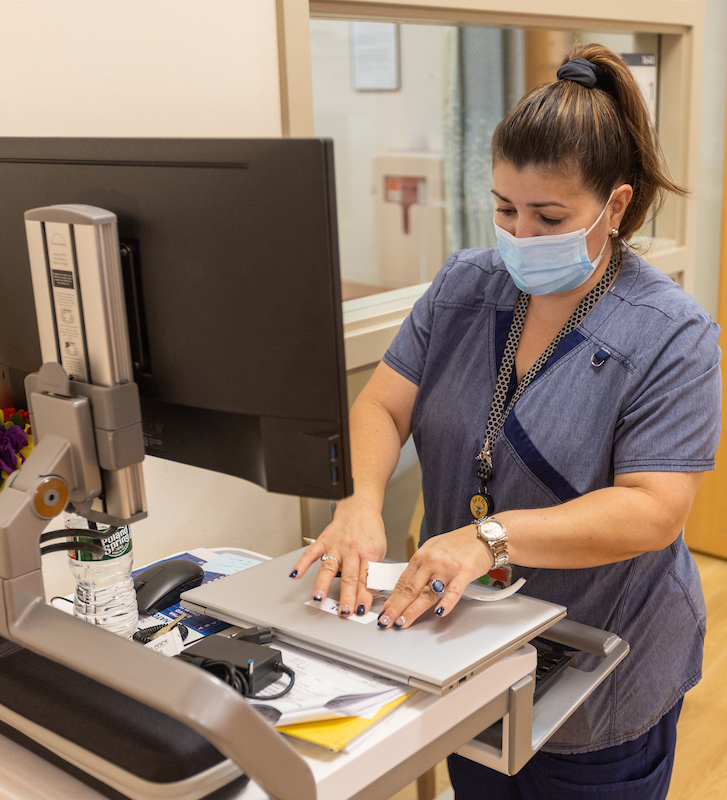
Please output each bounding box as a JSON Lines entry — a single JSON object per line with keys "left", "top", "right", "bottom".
{"left": 408, "top": 676, "right": 444, "bottom": 694}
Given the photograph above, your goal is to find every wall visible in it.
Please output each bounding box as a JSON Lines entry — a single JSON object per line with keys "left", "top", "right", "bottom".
{"left": 0, "top": 2, "right": 282, "bottom": 137}
{"left": 0, "top": 1, "right": 304, "bottom": 597}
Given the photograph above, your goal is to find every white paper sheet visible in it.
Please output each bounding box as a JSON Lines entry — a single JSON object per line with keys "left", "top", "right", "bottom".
{"left": 366, "top": 561, "right": 526, "bottom": 601}
{"left": 250, "top": 641, "right": 409, "bottom": 726}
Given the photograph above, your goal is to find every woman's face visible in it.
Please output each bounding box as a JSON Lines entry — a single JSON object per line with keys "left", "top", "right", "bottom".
{"left": 492, "top": 161, "right": 613, "bottom": 263}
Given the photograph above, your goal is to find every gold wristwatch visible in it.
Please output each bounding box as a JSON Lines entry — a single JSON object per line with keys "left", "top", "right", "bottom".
{"left": 475, "top": 516, "right": 509, "bottom": 569}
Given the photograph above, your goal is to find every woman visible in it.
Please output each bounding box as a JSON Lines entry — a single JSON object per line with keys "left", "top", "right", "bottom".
{"left": 292, "top": 43, "right": 721, "bottom": 799}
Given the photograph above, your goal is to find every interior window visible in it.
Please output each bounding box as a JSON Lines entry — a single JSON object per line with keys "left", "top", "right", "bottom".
{"left": 310, "top": 21, "right": 660, "bottom": 302}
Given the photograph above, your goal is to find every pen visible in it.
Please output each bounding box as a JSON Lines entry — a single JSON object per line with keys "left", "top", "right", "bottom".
{"left": 146, "top": 613, "right": 188, "bottom": 642}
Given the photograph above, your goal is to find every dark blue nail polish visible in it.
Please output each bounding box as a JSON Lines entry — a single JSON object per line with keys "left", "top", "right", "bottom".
{"left": 356, "top": 604, "right": 366, "bottom": 616}
{"left": 435, "top": 606, "right": 444, "bottom": 617}
{"left": 378, "top": 615, "right": 391, "bottom": 628}
{"left": 289, "top": 570, "right": 298, "bottom": 578}
{"left": 313, "top": 590, "right": 324, "bottom": 602}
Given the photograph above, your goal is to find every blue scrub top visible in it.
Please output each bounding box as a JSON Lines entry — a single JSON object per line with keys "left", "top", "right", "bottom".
{"left": 384, "top": 246, "right": 721, "bottom": 753}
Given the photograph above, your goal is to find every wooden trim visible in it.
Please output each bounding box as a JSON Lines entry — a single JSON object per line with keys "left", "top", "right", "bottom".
{"left": 343, "top": 284, "right": 428, "bottom": 369}
{"left": 684, "top": 70, "right": 727, "bottom": 560}
{"left": 523, "top": 31, "right": 570, "bottom": 93}
{"left": 310, "top": 0, "right": 694, "bottom": 32}
{"left": 277, "top": 0, "right": 315, "bottom": 136}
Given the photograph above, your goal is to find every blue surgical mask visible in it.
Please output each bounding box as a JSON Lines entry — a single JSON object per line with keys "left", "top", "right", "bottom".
{"left": 494, "top": 193, "right": 614, "bottom": 295}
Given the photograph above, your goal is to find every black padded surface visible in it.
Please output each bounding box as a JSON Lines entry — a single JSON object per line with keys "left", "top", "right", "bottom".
{"left": 0, "top": 637, "right": 232, "bottom": 784}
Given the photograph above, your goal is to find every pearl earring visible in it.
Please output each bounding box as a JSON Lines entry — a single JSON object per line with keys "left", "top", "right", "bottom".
{"left": 609, "top": 228, "right": 619, "bottom": 238}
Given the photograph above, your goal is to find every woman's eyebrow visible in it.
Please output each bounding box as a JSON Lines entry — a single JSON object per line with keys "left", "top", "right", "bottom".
{"left": 491, "top": 189, "right": 568, "bottom": 209}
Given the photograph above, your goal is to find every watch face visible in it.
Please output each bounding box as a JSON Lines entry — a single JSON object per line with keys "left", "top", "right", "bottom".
{"left": 480, "top": 522, "right": 501, "bottom": 540}
{"left": 477, "top": 519, "right": 508, "bottom": 568}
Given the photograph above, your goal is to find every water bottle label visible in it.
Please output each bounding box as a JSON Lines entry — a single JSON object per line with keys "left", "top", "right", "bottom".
{"left": 68, "top": 519, "right": 132, "bottom": 562}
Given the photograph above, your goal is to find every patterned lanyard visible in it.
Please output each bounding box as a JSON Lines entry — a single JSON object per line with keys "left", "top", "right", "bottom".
{"left": 470, "top": 250, "right": 622, "bottom": 520}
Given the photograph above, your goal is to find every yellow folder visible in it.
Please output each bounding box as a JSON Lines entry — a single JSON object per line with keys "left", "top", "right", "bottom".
{"left": 277, "top": 692, "right": 415, "bottom": 752}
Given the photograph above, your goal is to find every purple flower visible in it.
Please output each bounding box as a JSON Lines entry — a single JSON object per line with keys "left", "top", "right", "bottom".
{"left": 0, "top": 425, "right": 27, "bottom": 474}
{"left": 5, "top": 424, "right": 27, "bottom": 452}
{"left": 0, "top": 442, "right": 17, "bottom": 474}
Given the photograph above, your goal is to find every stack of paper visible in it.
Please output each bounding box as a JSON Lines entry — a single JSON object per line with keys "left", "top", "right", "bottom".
{"left": 250, "top": 641, "right": 414, "bottom": 752}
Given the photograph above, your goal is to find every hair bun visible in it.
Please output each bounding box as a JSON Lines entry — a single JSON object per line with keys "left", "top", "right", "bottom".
{"left": 556, "top": 57, "right": 603, "bottom": 89}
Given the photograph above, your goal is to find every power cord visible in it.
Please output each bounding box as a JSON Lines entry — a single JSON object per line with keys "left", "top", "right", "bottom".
{"left": 231, "top": 626, "right": 273, "bottom": 645}
{"left": 40, "top": 525, "right": 118, "bottom": 558}
{"left": 181, "top": 658, "right": 295, "bottom": 700}
{"left": 256, "top": 663, "right": 295, "bottom": 700}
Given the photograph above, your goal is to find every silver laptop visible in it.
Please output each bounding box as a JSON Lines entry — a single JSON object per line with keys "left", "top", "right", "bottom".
{"left": 181, "top": 548, "right": 566, "bottom": 694}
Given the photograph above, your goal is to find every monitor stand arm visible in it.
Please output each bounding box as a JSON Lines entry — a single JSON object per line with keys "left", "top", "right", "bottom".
{"left": 0, "top": 369, "right": 316, "bottom": 800}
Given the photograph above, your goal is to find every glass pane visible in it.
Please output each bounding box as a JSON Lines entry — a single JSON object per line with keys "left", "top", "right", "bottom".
{"left": 311, "top": 20, "right": 661, "bottom": 301}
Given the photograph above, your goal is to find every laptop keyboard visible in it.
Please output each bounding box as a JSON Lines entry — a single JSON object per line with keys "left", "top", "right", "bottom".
{"left": 532, "top": 639, "right": 572, "bottom": 698}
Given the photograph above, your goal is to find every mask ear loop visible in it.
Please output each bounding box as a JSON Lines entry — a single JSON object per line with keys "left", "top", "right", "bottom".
{"left": 590, "top": 233, "right": 610, "bottom": 269}
{"left": 588, "top": 189, "right": 617, "bottom": 269}
{"left": 585, "top": 189, "right": 617, "bottom": 236}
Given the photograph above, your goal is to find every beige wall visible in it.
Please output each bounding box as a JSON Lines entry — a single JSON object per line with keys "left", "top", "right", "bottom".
{"left": 0, "top": 1, "right": 283, "bottom": 137}
{"left": 0, "top": 1, "right": 303, "bottom": 597}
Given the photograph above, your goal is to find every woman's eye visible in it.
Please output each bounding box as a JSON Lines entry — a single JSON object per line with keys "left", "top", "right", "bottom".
{"left": 496, "top": 207, "right": 515, "bottom": 216}
{"left": 540, "top": 216, "right": 562, "bottom": 227}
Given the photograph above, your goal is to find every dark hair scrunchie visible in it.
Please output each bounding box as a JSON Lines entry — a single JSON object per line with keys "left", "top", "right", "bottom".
{"left": 556, "top": 56, "right": 602, "bottom": 89}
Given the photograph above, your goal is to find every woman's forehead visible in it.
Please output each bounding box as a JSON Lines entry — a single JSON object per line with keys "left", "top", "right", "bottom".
{"left": 492, "top": 161, "right": 597, "bottom": 205}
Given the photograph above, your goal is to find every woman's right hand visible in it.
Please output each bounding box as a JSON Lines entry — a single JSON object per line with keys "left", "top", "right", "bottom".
{"left": 288, "top": 498, "right": 387, "bottom": 618}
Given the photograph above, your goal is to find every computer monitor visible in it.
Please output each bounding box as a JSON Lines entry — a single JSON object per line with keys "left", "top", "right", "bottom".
{"left": 0, "top": 137, "right": 353, "bottom": 500}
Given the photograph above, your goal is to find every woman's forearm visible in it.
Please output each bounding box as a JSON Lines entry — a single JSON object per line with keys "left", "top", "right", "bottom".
{"left": 338, "top": 395, "right": 407, "bottom": 514}
{"left": 336, "top": 362, "right": 419, "bottom": 517}
{"left": 500, "top": 471, "right": 703, "bottom": 569}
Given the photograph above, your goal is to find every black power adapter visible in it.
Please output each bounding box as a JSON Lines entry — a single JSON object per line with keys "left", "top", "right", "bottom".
{"left": 176, "top": 635, "right": 289, "bottom": 697}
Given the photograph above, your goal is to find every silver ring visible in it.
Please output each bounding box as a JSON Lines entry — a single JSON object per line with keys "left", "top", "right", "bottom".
{"left": 429, "top": 578, "right": 445, "bottom": 595}
{"left": 321, "top": 554, "right": 340, "bottom": 567}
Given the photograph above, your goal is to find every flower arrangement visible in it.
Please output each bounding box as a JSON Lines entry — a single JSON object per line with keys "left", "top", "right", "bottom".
{"left": 0, "top": 408, "right": 34, "bottom": 492}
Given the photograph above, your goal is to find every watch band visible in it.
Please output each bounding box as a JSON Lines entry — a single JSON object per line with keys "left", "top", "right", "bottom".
{"left": 475, "top": 516, "right": 509, "bottom": 569}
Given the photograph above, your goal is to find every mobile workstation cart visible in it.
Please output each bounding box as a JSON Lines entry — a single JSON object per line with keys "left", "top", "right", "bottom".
{"left": 0, "top": 206, "right": 627, "bottom": 800}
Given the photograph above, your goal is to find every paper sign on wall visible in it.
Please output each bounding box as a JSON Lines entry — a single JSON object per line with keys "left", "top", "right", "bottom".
{"left": 622, "top": 53, "right": 658, "bottom": 126}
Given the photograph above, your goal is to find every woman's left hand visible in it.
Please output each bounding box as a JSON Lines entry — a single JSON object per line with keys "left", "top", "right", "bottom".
{"left": 377, "top": 524, "right": 494, "bottom": 629}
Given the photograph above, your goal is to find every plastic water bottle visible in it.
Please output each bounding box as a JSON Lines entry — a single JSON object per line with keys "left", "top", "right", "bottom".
{"left": 66, "top": 514, "right": 138, "bottom": 639}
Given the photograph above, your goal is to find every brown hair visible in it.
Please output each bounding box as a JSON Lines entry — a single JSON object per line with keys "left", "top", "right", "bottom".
{"left": 491, "top": 43, "right": 684, "bottom": 242}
